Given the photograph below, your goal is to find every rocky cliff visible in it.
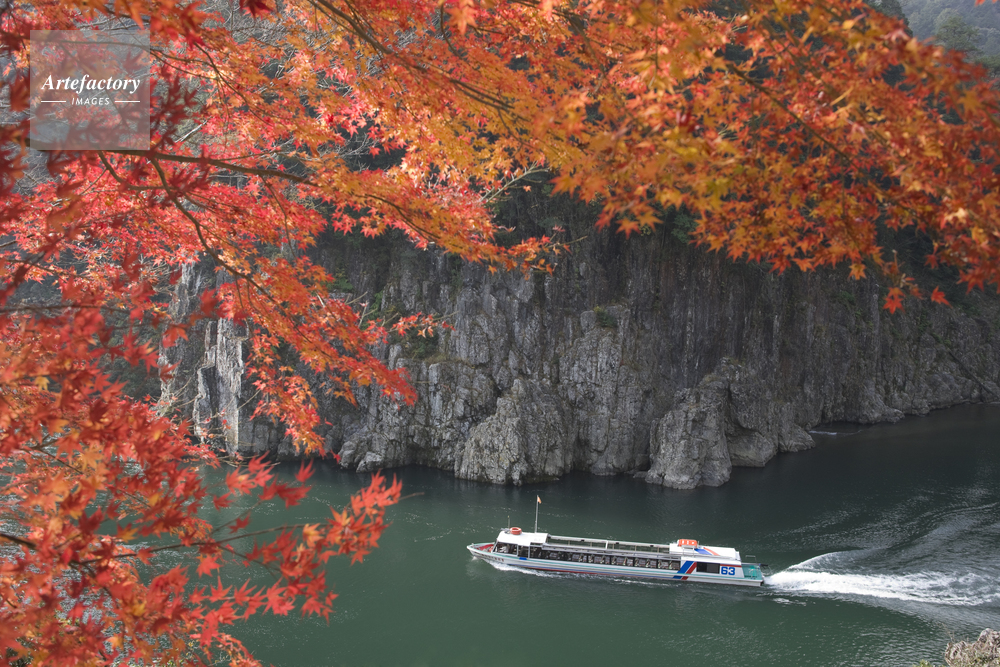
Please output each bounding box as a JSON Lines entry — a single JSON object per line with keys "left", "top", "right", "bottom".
{"left": 944, "top": 628, "right": 1000, "bottom": 666}
{"left": 158, "top": 202, "right": 1000, "bottom": 489}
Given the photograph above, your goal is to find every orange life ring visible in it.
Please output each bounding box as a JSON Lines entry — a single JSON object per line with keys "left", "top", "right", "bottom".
{"left": 510, "top": 527, "right": 522, "bottom": 535}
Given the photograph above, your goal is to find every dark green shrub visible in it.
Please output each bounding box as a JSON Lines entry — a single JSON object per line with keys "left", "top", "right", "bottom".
{"left": 594, "top": 306, "right": 617, "bottom": 329}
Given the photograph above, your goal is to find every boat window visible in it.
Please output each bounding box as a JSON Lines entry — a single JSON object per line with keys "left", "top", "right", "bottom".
{"left": 637, "top": 558, "right": 646, "bottom": 567}
{"left": 664, "top": 560, "right": 680, "bottom": 570}
{"left": 530, "top": 548, "right": 541, "bottom": 558}
{"left": 696, "top": 562, "right": 721, "bottom": 574}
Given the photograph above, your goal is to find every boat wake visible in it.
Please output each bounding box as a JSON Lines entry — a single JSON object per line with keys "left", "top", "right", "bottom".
{"left": 769, "top": 552, "right": 1000, "bottom": 607}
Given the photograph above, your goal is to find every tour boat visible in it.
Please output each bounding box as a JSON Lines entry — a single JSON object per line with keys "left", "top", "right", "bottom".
{"left": 467, "top": 527, "right": 766, "bottom": 586}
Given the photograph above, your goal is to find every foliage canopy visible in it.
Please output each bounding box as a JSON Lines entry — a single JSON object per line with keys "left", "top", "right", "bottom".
{"left": 2, "top": 0, "right": 1000, "bottom": 663}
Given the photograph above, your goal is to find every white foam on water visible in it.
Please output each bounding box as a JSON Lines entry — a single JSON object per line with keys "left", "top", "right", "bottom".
{"left": 772, "top": 597, "right": 807, "bottom": 606}
{"left": 770, "top": 562, "right": 1000, "bottom": 607}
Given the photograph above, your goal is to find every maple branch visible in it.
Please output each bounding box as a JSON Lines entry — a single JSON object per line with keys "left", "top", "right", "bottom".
{"left": 95, "top": 152, "right": 162, "bottom": 192}
{"left": 725, "top": 63, "right": 866, "bottom": 179}
{"left": 112, "top": 149, "right": 317, "bottom": 186}
{"left": 20, "top": 445, "right": 161, "bottom": 527}
{"left": 0, "top": 303, "right": 129, "bottom": 315}
{"left": 148, "top": 158, "right": 257, "bottom": 284}
{"left": 438, "top": 5, "right": 468, "bottom": 60}
{"left": 481, "top": 163, "right": 547, "bottom": 203}
{"left": 308, "top": 0, "right": 519, "bottom": 114}
{"left": 0, "top": 532, "right": 36, "bottom": 550}
{"left": 74, "top": 524, "right": 318, "bottom": 566}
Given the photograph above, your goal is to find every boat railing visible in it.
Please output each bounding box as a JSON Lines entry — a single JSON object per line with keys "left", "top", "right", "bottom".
{"left": 546, "top": 535, "right": 674, "bottom": 555}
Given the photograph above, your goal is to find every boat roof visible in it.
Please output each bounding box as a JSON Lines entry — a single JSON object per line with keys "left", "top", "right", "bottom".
{"left": 685, "top": 544, "right": 739, "bottom": 560}
{"left": 494, "top": 529, "right": 740, "bottom": 561}
{"left": 496, "top": 530, "right": 548, "bottom": 546}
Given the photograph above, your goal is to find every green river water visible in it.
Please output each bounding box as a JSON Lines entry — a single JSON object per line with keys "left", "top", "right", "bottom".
{"left": 201, "top": 404, "right": 1000, "bottom": 666}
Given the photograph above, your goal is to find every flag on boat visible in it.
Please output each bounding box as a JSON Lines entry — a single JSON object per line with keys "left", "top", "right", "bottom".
{"left": 537, "top": 496, "right": 541, "bottom": 504}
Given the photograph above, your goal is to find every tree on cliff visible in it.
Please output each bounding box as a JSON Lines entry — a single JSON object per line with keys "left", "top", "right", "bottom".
{"left": 3, "top": 0, "right": 1000, "bottom": 663}
{"left": 936, "top": 12, "right": 982, "bottom": 54}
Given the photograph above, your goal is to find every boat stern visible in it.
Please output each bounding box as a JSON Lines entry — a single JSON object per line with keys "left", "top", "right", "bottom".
{"left": 741, "top": 562, "right": 766, "bottom": 585}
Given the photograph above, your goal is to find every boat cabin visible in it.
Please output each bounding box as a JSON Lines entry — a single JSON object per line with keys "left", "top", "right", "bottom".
{"left": 492, "top": 528, "right": 742, "bottom": 572}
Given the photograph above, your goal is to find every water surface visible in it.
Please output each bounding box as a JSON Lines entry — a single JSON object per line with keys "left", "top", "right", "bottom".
{"left": 211, "top": 404, "right": 1000, "bottom": 666}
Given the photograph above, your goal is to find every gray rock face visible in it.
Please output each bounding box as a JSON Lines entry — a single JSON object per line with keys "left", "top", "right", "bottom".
{"left": 157, "top": 264, "right": 291, "bottom": 457}
{"left": 644, "top": 360, "right": 815, "bottom": 488}
{"left": 160, "top": 224, "right": 1000, "bottom": 488}
{"left": 946, "top": 628, "right": 1000, "bottom": 666}
{"left": 454, "top": 378, "right": 571, "bottom": 484}
{"left": 647, "top": 374, "right": 732, "bottom": 489}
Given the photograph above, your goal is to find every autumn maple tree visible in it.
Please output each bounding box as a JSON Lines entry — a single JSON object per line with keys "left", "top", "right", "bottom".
{"left": 3, "top": 0, "right": 1000, "bottom": 663}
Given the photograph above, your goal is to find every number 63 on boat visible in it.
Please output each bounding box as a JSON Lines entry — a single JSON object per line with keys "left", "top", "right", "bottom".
{"left": 467, "top": 527, "right": 767, "bottom": 587}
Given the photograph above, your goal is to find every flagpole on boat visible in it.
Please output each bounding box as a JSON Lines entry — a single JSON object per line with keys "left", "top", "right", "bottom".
{"left": 535, "top": 495, "right": 540, "bottom": 533}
